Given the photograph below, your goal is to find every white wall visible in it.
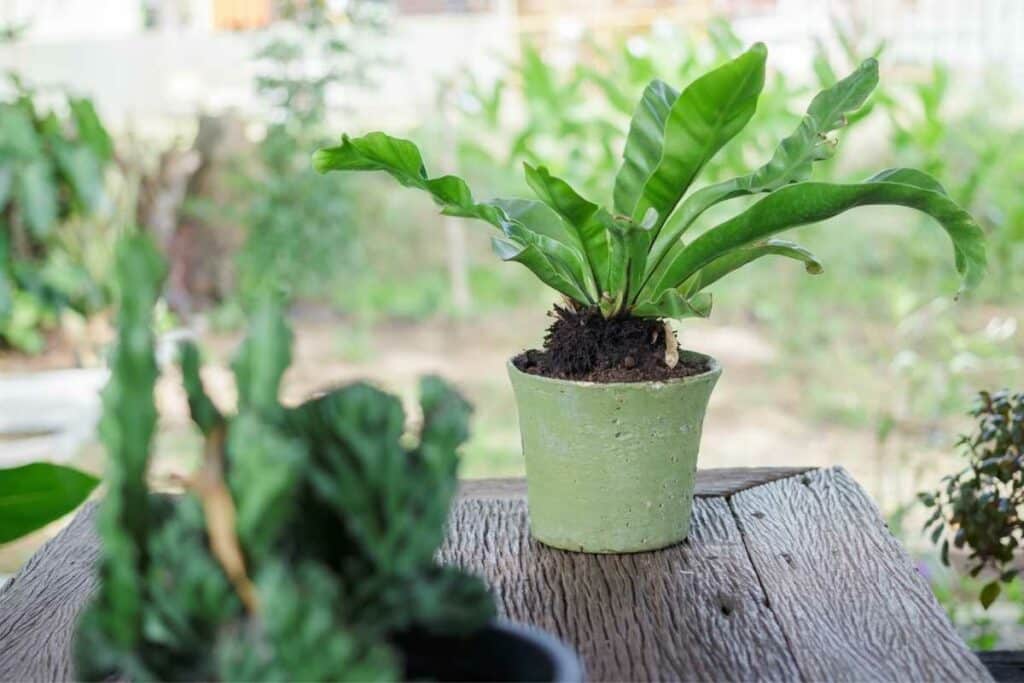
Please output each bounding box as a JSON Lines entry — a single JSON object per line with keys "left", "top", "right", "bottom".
{"left": 1, "top": 0, "right": 144, "bottom": 41}
{"left": 0, "top": 13, "right": 515, "bottom": 133}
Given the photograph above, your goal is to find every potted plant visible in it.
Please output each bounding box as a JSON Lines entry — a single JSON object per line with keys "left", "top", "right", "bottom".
{"left": 74, "top": 236, "right": 581, "bottom": 682}
{"left": 314, "top": 44, "right": 986, "bottom": 553}
{"left": 921, "top": 390, "right": 1024, "bottom": 609}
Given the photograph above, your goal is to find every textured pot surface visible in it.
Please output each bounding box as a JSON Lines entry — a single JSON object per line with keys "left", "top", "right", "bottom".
{"left": 508, "top": 352, "right": 721, "bottom": 553}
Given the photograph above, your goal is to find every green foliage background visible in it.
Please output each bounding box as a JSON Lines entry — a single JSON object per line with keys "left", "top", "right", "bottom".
{"left": 0, "top": 78, "right": 116, "bottom": 351}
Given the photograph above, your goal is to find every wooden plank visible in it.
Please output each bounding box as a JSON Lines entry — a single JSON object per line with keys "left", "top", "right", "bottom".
{"left": 458, "top": 466, "right": 812, "bottom": 500}
{"left": 439, "top": 496, "right": 801, "bottom": 682}
{"left": 729, "top": 466, "right": 993, "bottom": 682}
{"left": 0, "top": 502, "right": 100, "bottom": 683}
{"left": 0, "top": 495, "right": 800, "bottom": 683}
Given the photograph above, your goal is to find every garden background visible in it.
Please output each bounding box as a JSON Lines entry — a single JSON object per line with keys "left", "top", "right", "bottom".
{"left": 2, "top": 0, "right": 1023, "bottom": 649}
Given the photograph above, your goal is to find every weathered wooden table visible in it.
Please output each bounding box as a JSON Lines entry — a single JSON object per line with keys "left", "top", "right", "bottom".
{"left": 0, "top": 466, "right": 993, "bottom": 682}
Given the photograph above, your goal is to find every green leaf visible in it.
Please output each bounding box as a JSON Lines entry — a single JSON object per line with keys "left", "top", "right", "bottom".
{"left": 93, "top": 234, "right": 165, "bottom": 649}
{"left": 69, "top": 98, "right": 114, "bottom": 162}
{"left": 228, "top": 413, "right": 307, "bottom": 563}
{"left": 232, "top": 294, "right": 293, "bottom": 417}
{"left": 605, "top": 217, "right": 653, "bottom": 314}
{"left": 689, "top": 239, "right": 824, "bottom": 294}
{"left": 523, "top": 164, "right": 611, "bottom": 293}
{"left": 492, "top": 198, "right": 598, "bottom": 301}
{"left": 0, "top": 104, "right": 41, "bottom": 158}
{"left": 745, "top": 58, "right": 879, "bottom": 188}
{"left": 646, "top": 172, "right": 987, "bottom": 300}
{"left": 980, "top": 581, "right": 1001, "bottom": 609}
{"left": 633, "top": 290, "right": 712, "bottom": 320}
{"left": 313, "top": 132, "right": 504, "bottom": 228}
{"left": 0, "top": 230, "right": 11, "bottom": 322}
{"left": 0, "top": 163, "right": 12, "bottom": 210}
{"left": 416, "top": 375, "right": 472, "bottom": 515}
{"left": 490, "top": 237, "right": 591, "bottom": 303}
{"left": 630, "top": 43, "right": 767, "bottom": 229}
{"left": 491, "top": 197, "right": 584, "bottom": 254}
{"left": 54, "top": 144, "right": 104, "bottom": 212}
{"left": 648, "top": 59, "right": 879, "bottom": 273}
{"left": 613, "top": 79, "right": 678, "bottom": 216}
{"left": 179, "top": 342, "right": 224, "bottom": 435}
{"left": 16, "top": 160, "right": 59, "bottom": 237}
{"left": 315, "top": 133, "right": 599, "bottom": 306}
{"left": 0, "top": 463, "right": 99, "bottom": 543}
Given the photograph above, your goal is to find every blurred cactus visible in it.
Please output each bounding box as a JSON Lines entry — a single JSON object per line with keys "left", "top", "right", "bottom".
{"left": 76, "top": 237, "right": 494, "bottom": 681}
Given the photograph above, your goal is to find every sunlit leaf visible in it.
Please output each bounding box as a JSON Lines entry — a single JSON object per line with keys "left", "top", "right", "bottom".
{"left": 613, "top": 79, "right": 678, "bottom": 216}
{"left": 647, "top": 172, "right": 986, "bottom": 300}
{"left": 649, "top": 59, "right": 879, "bottom": 270}
{"left": 630, "top": 43, "right": 767, "bottom": 229}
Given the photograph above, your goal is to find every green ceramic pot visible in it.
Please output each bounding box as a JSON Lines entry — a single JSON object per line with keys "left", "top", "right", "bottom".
{"left": 508, "top": 351, "right": 721, "bottom": 554}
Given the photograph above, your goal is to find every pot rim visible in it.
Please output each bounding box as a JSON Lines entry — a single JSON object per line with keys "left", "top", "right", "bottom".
{"left": 490, "top": 618, "right": 584, "bottom": 683}
{"left": 507, "top": 349, "right": 722, "bottom": 389}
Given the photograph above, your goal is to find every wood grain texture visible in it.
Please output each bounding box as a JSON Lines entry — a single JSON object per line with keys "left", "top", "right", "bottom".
{"left": 0, "top": 468, "right": 989, "bottom": 683}
{"left": 729, "top": 467, "right": 992, "bottom": 682}
{"left": 457, "top": 466, "right": 813, "bottom": 500}
{"left": 439, "top": 496, "right": 801, "bottom": 682}
{"left": 0, "top": 501, "right": 100, "bottom": 683}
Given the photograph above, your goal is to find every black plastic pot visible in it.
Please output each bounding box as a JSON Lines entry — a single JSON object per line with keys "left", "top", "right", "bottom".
{"left": 399, "top": 619, "right": 582, "bottom": 682}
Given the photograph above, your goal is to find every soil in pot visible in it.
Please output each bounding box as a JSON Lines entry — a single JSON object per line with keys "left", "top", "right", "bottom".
{"left": 513, "top": 305, "right": 709, "bottom": 383}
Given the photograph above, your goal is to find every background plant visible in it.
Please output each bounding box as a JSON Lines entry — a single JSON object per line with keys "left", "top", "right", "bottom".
{"left": 0, "top": 76, "right": 115, "bottom": 352}
{"left": 76, "top": 235, "right": 494, "bottom": 681}
{"left": 922, "top": 390, "right": 1024, "bottom": 609}
{"left": 231, "top": 0, "right": 389, "bottom": 304}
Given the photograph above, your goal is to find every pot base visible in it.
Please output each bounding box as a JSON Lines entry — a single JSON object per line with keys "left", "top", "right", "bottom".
{"left": 530, "top": 529, "right": 688, "bottom": 554}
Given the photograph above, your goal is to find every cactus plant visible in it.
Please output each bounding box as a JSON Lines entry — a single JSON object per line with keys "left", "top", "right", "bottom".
{"left": 75, "top": 235, "right": 495, "bottom": 681}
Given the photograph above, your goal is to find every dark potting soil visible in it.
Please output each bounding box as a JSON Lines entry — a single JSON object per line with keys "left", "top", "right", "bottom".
{"left": 512, "top": 306, "right": 710, "bottom": 383}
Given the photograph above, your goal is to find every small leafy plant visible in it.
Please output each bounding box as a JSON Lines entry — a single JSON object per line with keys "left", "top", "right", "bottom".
{"left": 76, "top": 236, "right": 494, "bottom": 681}
{"left": 921, "top": 390, "right": 1024, "bottom": 609}
{"left": 315, "top": 44, "right": 985, "bottom": 333}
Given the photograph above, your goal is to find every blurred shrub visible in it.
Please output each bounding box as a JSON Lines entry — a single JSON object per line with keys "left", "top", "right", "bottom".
{"left": 922, "top": 390, "right": 1024, "bottom": 609}
{"left": 0, "top": 76, "right": 116, "bottom": 352}
{"left": 234, "top": 0, "right": 389, "bottom": 304}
